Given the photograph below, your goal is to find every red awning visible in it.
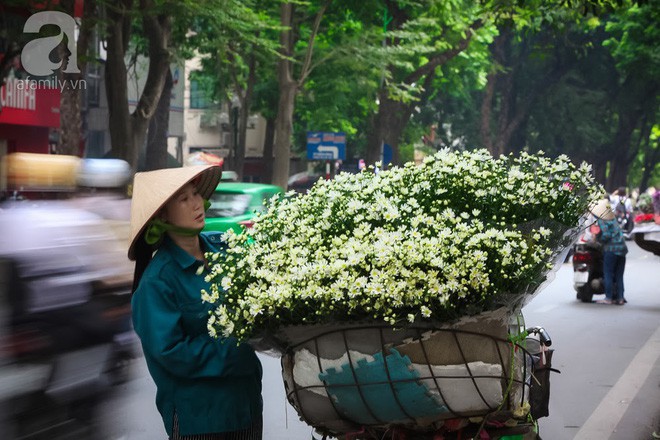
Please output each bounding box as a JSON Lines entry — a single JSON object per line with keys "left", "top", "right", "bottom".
{"left": 0, "top": 79, "right": 60, "bottom": 128}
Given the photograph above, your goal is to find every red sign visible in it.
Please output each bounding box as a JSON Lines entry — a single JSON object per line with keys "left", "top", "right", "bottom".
{"left": 0, "top": 79, "right": 60, "bottom": 128}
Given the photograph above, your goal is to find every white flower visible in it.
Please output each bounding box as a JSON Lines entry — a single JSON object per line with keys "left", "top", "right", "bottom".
{"left": 204, "top": 149, "right": 602, "bottom": 341}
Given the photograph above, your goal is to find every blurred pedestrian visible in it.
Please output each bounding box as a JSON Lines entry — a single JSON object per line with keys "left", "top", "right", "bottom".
{"left": 609, "top": 186, "right": 634, "bottom": 235}
{"left": 590, "top": 199, "right": 628, "bottom": 305}
{"left": 128, "top": 165, "right": 263, "bottom": 440}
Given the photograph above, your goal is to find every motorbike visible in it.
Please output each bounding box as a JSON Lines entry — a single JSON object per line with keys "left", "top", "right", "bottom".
{"left": 0, "top": 252, "right": 137, "bottom": 440}
{"left": 572, "top": 239, "right": 604, "bottom": 303}
{"left": 0, "top": 200, "right": 138, "bottom": 440}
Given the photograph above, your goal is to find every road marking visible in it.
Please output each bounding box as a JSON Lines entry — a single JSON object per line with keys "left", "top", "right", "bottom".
{"left": 574, "top": 325, "right": 660, "bottom": 439}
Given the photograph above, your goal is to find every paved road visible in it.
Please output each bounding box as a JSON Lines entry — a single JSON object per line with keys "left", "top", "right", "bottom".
{"left": 524, "top": 241, "right": 660, "bottom": 440}
{"left": 100, "top": 241, "right": 660, "bottom": 439}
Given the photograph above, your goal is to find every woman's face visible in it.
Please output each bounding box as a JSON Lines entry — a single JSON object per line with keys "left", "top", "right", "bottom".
{"left": 162, "top": 182, "right": 205, "bottom": 230}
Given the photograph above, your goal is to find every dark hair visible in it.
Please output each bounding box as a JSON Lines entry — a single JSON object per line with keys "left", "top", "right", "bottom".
{"left": 617, "top": 187, "right": 627, "bottom": 196}
{"left": 132, "top": 236, "right": 156, "bottom": 293}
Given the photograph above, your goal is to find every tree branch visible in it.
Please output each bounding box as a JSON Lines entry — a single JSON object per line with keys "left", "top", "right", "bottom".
{"left": 404, "top": 19, "right": 483, "bottom": 85}
{"left": 499, "top": 61, "right": 571, "bottom": 151}
{"left": 133, "top": 0, "right": 172, "bottom": 121}
{"left": 297, "top": 0, "right": 330, "bottom": 86}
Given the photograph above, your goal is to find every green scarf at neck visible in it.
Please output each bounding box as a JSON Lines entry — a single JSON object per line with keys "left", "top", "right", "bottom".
{"left": 144, "top": 200, "right": 211, "bottom": 245}
{"left": 144, "top": 218, "right": 202, "bottom": 245}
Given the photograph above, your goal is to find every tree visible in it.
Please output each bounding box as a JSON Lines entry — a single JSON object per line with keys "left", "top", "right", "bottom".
{"left": 58, "top": 0, "right": 96, "bottom": 156}
{"left": 144, "top": 67, "right": 172, "bottom": 170}
{"left": 479, "top": 27, "right": 582, "bottom": 157}
{"left": 364, "top": 0, "right": 492, "bottom": 166}
{"left": 271, "top": 1, "right": 330, "bottom": 189}
{"left": 104, "top": 0, "right": 172, "bottom": 170}
{"left": 184, "top": 0, "right": 280, "bottom": 180}
{"left": 603, "top": 0, "right": 660, "bottom": 190}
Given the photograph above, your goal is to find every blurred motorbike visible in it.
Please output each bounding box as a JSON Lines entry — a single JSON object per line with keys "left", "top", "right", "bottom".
{"left": 0, "top": 203, "right": 136, "bottom": 439}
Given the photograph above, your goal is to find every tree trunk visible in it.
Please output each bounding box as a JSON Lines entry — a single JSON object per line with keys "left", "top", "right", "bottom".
{"left": 104, "top": 0, "right": 171, "bottom": 170}
{"left": 637, "top": 118, "right": 657, "bottom": 193}
{"left": 366, "top": 91, "right": 410, "bottom": 166}
{"left": 592, "top": 156, "right": 608, "bottom": 187}
{"left": 58, "top": 0, "right": 95, "bottom": 157}
{"left": 480, "top": 73, "right": 496, "bottom": 154}
{"left": 234, "top": 53, "right": 257, "bottom": 182}
{"left": 235, "top": 106, "right": 247, "bottom": 182}
{"left": 262, "top": 117, "right": 275, "bottom": 184}
{"left": 607, "top": 111, "right": 639, "bottom": 191}
{"left": 638, "top": 146, "right": 658, "bottom": 195}
{"left": 273, "top": 81, "right": 296, "bottom": 189}
{"left": 272, "top": 2, "right": 296, "bottom": 190}
{"left": 105, "top": 0, "right": 133, "bottom": 162}
{"left": 481, "top": 29, "right": 577, "bottom": 157}
{"left": 59, "top": 71, "right": 83, "bottom": 156}
{"left": 145, "top": 67, "right": 172, "bottom": 170}
{"left": 367, "top": 19, "right": 481, "bottom": 165}
{"left": 270, "top": 1, "right": 328, "bottom": 188}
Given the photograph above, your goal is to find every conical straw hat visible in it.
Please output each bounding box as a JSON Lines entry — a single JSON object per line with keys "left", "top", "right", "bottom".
{"left": 590, "top": 198, "right": 615, "bottom": 221}
{"left": 128, "top": 165, "right": 222, "bottom": 260}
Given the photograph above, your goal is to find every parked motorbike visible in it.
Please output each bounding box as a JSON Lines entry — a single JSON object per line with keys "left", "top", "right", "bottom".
{"left": 572, "top": 239, "right": 604, "bottom": 303}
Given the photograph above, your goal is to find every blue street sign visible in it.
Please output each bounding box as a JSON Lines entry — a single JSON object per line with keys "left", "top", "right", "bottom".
{"left": 307, "top": 132, "right": 346, "bottom": 160}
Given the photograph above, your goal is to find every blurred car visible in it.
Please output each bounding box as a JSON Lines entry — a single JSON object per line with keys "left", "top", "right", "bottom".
{"left": 287, "top": 171, "right": 323, "bottom": 194}
{"left": 204, "top": 182, "right": 284, "bottom": 234}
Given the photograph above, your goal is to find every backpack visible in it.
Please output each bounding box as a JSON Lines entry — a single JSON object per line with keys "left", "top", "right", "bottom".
{"left": 614, "top": 197, "right": 627, "bottom": 218}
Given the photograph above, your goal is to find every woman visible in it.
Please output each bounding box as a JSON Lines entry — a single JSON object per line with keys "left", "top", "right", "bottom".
{"left": 591, "top": 198, "right": 628, "bottom": 305}
{"left": 128, "top": 165, "right": 262, "bottom": 439}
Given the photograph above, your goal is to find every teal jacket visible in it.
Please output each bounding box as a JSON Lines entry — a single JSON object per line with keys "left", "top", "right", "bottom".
{"left": 596, "top": 218, "right": 628, "bottom": 256}
{"left": 131, "top": 233, "right": 262, "bottom": 437}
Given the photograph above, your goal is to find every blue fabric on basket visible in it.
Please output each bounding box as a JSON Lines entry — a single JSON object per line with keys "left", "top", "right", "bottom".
{"left": 318, "top": 348, "right": 447, "bottom": 425}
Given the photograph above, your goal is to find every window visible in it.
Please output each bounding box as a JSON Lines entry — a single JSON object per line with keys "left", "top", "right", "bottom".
{"left": 189, "top": 79, "right": 209, "bottom": 109}
{"left": 207, "top": 193, "right": 251, "bottom": 217}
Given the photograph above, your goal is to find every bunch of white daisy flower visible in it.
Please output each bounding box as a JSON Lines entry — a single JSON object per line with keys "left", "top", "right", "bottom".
{"left": 204, "top": 149, "right": 603, "bottom": 342}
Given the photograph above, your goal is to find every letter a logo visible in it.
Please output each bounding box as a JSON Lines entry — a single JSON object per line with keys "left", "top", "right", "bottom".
{"left": 21, "top": 12, "right": 80, "bottom": 77}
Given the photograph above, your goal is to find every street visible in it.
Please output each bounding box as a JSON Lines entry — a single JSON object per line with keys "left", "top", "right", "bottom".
{"left": 98, "top": 241, "right": 660, "bottom": 440}
{"left": 525, "top": 241, "right": 660, "bottom": 440}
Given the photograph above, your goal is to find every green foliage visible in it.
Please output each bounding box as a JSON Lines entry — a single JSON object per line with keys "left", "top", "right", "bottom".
{"left": 604, "top": 0, "right": 660, "bottom": 80}
{"left": 291, "top": 6, "right": 382, "bottom": 159}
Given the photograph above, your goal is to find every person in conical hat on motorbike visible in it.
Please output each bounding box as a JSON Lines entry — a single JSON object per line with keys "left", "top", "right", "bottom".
{"left": 128, "top": 165, "right": 263, "bottom": 439}
{"left": 590, "top": 198, "right": 628, "bottom": 305}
